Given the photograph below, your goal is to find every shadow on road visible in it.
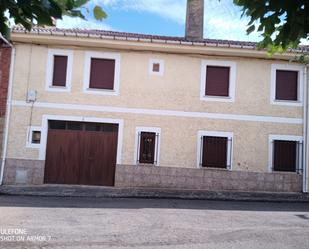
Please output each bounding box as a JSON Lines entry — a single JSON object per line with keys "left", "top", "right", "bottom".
{"left": 0, "top": 195, "right": 309, "bottom": 212}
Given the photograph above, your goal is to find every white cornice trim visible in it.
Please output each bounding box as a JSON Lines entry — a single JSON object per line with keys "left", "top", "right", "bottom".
{"left": 11, "top": 100, "right": 303, "bottom": 125}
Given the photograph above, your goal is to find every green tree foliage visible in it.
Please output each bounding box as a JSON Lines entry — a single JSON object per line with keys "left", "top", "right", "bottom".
{"left": 0, "top": 0, "right": 106, "bottom": 38}
{"left": 234, "top": 0, "right": 309, "bottom": 53}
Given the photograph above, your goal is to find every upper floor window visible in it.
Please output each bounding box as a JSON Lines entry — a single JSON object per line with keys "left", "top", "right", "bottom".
{"left": 200, "top": 60, "right": 236, "bottom": 102}
{"left": 271, "top": 64, "right": 304, "bottom": 106}
{"left": 90, "top": 58, "right": 115, "bottom": 90}
{"left": 149, "top": 59, "right": 164, "bottom": 76}
{"left": 45, "top": 49, "right": 73, "bottom": 92}
{"left": 52, "top": 55, "right": 67, "bottom": 87}
{"left": 83, "top": 51, "right": 121, "bottom": 96}
{"left": 206, "top": 66, "right": 230, "bottom": 97}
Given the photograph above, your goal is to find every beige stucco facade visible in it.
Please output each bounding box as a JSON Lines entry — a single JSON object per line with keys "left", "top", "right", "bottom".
{"left": 6, "top": 105, "right": 302, "bottom": 172}
{"left": 2, "top": 32, "right": 307, "bottom": 192}
{"left": 11, "top": 43, "right": 303, "bottom": 118}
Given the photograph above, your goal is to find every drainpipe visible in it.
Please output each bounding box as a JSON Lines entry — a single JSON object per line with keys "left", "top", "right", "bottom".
{"left": 0, "top": 45, "right": 15, "bottom": 185}
{"left": 304, "top": 63, "right": 309, "bottom": 193}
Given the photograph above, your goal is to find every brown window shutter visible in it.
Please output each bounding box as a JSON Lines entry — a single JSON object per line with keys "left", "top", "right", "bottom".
{"left": 89, "top": 58, "right": 115, "bottom": 90}
{"left": 202, "top": 136, "right": 227, "bottom": 168}
{"left": 205, "top": 66, "right": 230, "bottom": 97}
{"left": 139, "top": 132, "right": 156, "bottom": 164}
{"left": 273, "top": 140, "right": 297, "bottom": 172}
{"left": 275, "top": 70, "right": 298, "bottom": 101}
{"left": 52, "top": 55, "right": 68, "bottom": 87}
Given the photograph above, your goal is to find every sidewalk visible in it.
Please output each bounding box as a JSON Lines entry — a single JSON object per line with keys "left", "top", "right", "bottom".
{"left": 1, "top": 185, "right": 309, "bottom": 202}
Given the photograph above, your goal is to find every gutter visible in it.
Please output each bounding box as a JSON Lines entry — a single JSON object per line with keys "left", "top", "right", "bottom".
{"left": 11, "top": 33, "right": 303, "bottom": 62}
{"left": 0, "top": 46, "right": 15, "bottom": 185}
{"left": 304, "top": 63, "right": 309, "bottom": 193}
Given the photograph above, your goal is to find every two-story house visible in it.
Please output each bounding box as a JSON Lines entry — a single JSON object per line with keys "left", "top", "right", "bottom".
{"left": 0, "top": 0, "right": 308, "bottom": 193}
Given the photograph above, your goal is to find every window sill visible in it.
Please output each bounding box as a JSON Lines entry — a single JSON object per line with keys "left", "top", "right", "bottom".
{"left": 271, "top": 99, "right": 302, "bottom": 107}
{"left": 46, "top": 85, "right": 70, "bottom": 92}
{"left": 84, "top": 88, "right": 119, "bottom": 96}
{"left": 201, "top": 95, "right": 234, "bottom": 103}
{"left": 271, "top": 170, "right": 300, "bottom": 174}
{"left": 26, "top": 142, "right": 41, "bottom": 149}
{"left": 199, "top": 166, "right": 231, "bottom": 171}
{"left": 149, "top": 72, "right": 164, "bottom": 76}
{"left": 136, "top": 163, "right": 159, "bottom": 166}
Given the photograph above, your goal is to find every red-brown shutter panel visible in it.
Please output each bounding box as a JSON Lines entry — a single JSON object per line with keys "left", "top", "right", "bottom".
{"left": 52, "top": 55, "right": 68, "bottom": 87}
{"left": 273, "top": 140, "right": 297, "bottom": 172}
{"left": 275, "top": 70, "right": 298, "bottom": 101}
{"left": 89, "top": 58, "right": 115, "bottom": 90}
{"left": 202, "top": 136, "right": 227, "bottom": 168}
{"left": 205, "top": 66, "right": 230, "bottom": 97}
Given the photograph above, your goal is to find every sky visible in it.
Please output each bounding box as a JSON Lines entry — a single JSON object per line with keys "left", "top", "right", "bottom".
{"left": 56, "top": 0, "right": 262, "bottom": 42}
{"left": 56, "top": 0, "right": 308, "bottom": 44}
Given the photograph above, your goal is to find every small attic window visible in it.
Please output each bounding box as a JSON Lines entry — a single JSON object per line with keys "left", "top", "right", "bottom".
{"left": 152, "top": 63, "right": 160, "bottom": 72}
{"left": 149, "top": 59, "right": 164, "bottom": 76}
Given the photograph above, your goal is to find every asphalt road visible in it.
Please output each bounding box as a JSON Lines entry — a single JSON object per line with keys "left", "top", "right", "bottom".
{"left": 0, "top": 195, "right": 309, "bottom": 249}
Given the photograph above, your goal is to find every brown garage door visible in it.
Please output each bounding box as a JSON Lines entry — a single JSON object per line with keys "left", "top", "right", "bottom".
{"left": 44, "top": 121, "right": 118, "bottom": 186}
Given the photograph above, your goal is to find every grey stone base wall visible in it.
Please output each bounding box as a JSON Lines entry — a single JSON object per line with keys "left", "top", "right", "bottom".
{"left": 115, "top": 165, "right": 303, "bottom": 192}
{"left": 2, "top": 159, "right": 303, "bottom": 192}
{"left": 3, "top": 159, "right": 45, "bottom": 185}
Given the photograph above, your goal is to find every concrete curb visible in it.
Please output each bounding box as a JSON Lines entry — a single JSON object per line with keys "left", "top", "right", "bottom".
{"left": 0, "top": 185, "right": 309, "bottom": 202}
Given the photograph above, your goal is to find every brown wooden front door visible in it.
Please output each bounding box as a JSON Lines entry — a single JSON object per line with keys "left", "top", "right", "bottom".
{"left": 44, "top": 121, "right": 118, "bottom": 186}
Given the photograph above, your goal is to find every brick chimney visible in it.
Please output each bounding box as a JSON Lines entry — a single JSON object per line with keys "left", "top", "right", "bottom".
{"left": 185, "top": 0, "right": 204, "bottom": 41}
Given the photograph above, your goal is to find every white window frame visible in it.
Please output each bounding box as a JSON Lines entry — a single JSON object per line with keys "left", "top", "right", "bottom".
{"left": 270, "top": 64, "right": 304, "bottom": 106}
{"left": 39, "top": 115, "right": 124, "bottom": 164}
{"left": 45, "top": 49, "right": 73, "bottom": 92}
{"left": 200, "top": 59, "right": 236, "bottom": 102}
{"left": 268, "top": 134, "right": 303, "bottom": 173}
{"left": 26, "top": 126, "right": 42, "bottom": 149}
{"left": 134, "top": 127, "right": 161, "bottom": 166}
{"left": 149, "top": 59, "right": 165, "bottom": 76}
{"left": 197, "top": 130, "right": 233, "bottom": 169}
{"left": 83, "top": 51, "right": 121, "bottom": 96}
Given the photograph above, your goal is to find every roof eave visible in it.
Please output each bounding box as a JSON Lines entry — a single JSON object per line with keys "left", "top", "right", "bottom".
{"left": 10, "top": 32, "right": 306, "bottom": 61}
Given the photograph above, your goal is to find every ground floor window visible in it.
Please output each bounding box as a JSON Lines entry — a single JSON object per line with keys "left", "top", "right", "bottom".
{"left": 26, "top": 126, "right": 42, "bottom": 149}
{"left": 135, "top": 127, "right": 161, "bottom": 165}
{"left": 198, "top": 131, "right": 233, "bottom": 169}
{"left": 139, "top": 132, "right": 156, "bottom": 164}
{"left": 269, "top": 135, "right": 303, "bottom": 173}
